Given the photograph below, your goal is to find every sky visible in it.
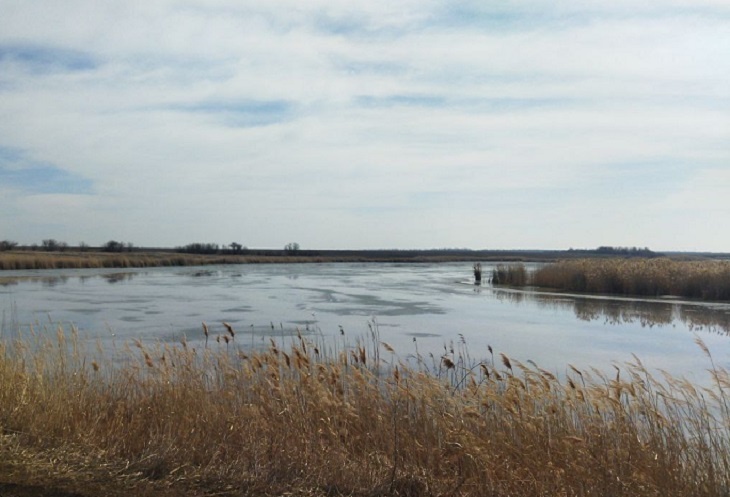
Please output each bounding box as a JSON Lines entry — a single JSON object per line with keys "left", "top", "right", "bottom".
{"left": 0, "top": 1, "right": 728, "bottom": 252}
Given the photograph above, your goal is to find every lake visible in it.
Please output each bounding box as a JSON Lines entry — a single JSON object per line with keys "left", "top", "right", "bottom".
{"left": 2, "top": 262, "right": 729, "bottom": 381}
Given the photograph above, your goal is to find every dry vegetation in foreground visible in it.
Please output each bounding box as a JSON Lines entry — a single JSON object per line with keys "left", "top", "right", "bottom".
{"left": 493, "top": 258, "right": 730, "bottom": 301}
{"left": 1, "top": 326, "right": 730, "bottom": 496}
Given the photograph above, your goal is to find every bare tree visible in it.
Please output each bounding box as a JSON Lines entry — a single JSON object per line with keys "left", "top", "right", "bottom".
{"left": 284, "top": 242, "right": 300, "bottom": 254}
{"left": 0, "top": 240, "right": 18, "bottom": 251}
{"left": 41, "top": 239, "right": 67, "bottom": 251}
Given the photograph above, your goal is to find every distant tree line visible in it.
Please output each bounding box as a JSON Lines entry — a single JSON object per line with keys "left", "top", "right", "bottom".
{"left": 178, "top": 243, "right": 223, "bottom": 255}
{"left": 177, "top": 242, "right": 302, "bottom": 255}
{"left": 102, "top": 240, "right": 135, "bottom": 252}
{"left": 568, "top": 246, "right": 659, "bottom": 257}
{"left": 0, "top": 240, "right": 18, "bottom": 251}
{"left": 1, "top": 239, "right": 72, "bottom": 252}
{"left": 0, "top": 239, "right": 302, "bottom": 255}
{"left": 176, "top": 242, "right": 252, "bottom": 255}
{"left": 0, "top": 239, "right": 137, "bottom": 252}
{"left": 41, "top": 239, "right": 69, "bottom": 251}
{"left": 284, "top": 242, "right": 300, "bottom": 254}
{"left": 0, "top": 239, "right": 71, "bottom": 252}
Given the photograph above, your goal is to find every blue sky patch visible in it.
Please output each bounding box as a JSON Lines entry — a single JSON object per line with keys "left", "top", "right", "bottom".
{"left": 333, "top": 59, "right": 406, "bottom": 76}
{"left": 356, "top": 94, "right": 573, "bottom": 111}
{"left": 356, "top": 94, "right": 446, "bottom": 108}
{"left": 0, "top": 44, "right": 98, "bottom": 73}
{"left": 434, "top": 5, "right": 543, "bottom": 30}
{"left": 0, "top": 147, "right": 93, "bottom": 194}
{"left": 314, "top": 13, "right": 403, "bottom": 39}
{"left": 174, "top": 100, "right": 296, "bottom": 127}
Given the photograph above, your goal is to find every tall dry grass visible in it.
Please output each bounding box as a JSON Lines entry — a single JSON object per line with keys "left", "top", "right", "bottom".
{"left": 0, "top": 251, "right": 201, "bottom": 270}
{"left": 491, "top": 263, "right": 528, "bottom": 286}
{"left": 0, "top": 250, "right": 466, "bottom": 271}
{"left": 495, "top": 258, "right": 730, "bottom": 301}
{"left": 0, "top": 251, "right": 338, "bottom": 270}
{"left": 1, "top": 325, "right": 730, "bottom": 496}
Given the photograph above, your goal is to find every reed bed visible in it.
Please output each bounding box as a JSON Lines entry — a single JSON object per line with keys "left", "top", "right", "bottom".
{"left": 0, "top": 251, "right": 335, "bottom": 270}
{"left": 1, "top": 325, "right": 730, "bottom": 496}
{"left": 0, "top": 251, "right": 487, "bottom": 271}
{"left": 494, "top": 258, "right": 730, "bottom": 301}
{"left": 491, "top": 263, "right": 528, "bottom": 286}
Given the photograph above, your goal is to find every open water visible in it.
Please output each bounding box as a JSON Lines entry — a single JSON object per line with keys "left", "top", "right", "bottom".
{"left": 2, "top": 262, "right": 730, "bottom": 381}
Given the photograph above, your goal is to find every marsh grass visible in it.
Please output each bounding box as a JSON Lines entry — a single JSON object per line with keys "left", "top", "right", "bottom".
{"left": 0, "top": 251, "right": 336, "bottom": 270}
{"left": 491, "top": 263, "right": 528, "bottom": 286}
{"left": 495, "top": 258, "right": 730, "bottom": 301}
{"left": 1, "top": 325, "right": 730, "bottom": 496}
{"left": 0, "top": 250, "right": 509, "bottom": 271}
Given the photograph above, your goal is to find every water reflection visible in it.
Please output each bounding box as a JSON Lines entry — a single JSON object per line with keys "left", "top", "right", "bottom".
{"left": 102, "top": 273, "right": 136, "bottom": 284}
{"left": 0, "top": 272, "right": 138, "bottom": 287}
{"left": 493, "top": 289, "right": 730, "bottom": 336}
{"left": 42, "top": 275, "right": 70, "bottom": 287}
{"left": 189, "top": 270, "right": 217, "bottom": 278}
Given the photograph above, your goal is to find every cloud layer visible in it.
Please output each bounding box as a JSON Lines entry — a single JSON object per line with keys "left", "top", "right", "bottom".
{"left": 1, "top": 1, "right": 728, "bottom": 250}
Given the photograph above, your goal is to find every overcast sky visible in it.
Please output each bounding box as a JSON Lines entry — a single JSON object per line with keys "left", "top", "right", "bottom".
{"left": 1, "top": 1, "right": 728, "bottom": 251}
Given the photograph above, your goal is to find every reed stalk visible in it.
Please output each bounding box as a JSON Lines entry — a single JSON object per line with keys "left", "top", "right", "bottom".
{"left": 1, "top": 325, "right": 729, "bottom": 496}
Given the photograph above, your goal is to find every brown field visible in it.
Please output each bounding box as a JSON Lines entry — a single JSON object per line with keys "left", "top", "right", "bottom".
{"left": 1, "top": 325, "right": 729, "bottom": 496}
{"left": 493, "top": 258, "right": 730, "bottom": 301}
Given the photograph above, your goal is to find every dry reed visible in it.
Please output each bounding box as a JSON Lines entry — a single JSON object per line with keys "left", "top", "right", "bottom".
{"left": 1, "top": 325, "right": 729, "bottom": 496}
{"left": 491, "top": 263, "right": 528, "bottom": 286}
{"left": 0, "top": 250, "right": 519, "bottom": 271}
{"left": 0, "top": 251, "right": 338, "bottom": 271}
{"left": 495, "top": 258, "right": 730, "bottom": 301}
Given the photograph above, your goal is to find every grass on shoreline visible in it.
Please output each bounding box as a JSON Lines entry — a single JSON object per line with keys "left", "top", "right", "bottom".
{"left": 1, "top": 325, "right": 730, "bottom": 496}
{"left": 0, "top": 251, "right": 341, "bottom": 270}
{"left": 0, "top": 251, "right": 480, "bottom": 271}
{"left": 0, "top": 249, "right": 584, "bottom": 271}
{"left": 493, "top": 258, "right": 730, "bottom": 301}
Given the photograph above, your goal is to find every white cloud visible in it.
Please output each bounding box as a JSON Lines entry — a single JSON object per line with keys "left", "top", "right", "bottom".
{"left": 0, "top": 1, "right": 728, "bottom": 250}
{"left": 660, "top": 169, "right": 730, "bottom": 212}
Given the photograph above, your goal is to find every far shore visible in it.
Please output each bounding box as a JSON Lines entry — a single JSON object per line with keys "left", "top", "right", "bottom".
{"left": 0, "top": 248, "right": 579, "bottom": 271}
{"left": 0, "top": 247, "right": 727, "bottom": 271}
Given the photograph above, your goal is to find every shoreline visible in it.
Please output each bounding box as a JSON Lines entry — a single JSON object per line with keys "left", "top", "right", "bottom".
{"left": 4, "top": 247, "right": 725, "bottom": 272}
{"left": 0, "top": 249, "right": 567, "bottom": 271}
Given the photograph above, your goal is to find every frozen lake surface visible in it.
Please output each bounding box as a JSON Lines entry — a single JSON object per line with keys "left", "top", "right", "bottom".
{"left": 2, "top": 262, "right": 730, "bottom": 380}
